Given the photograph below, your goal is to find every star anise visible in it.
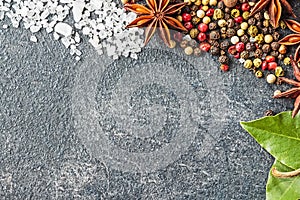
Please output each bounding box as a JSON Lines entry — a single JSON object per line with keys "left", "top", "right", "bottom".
{"left": 124, "top": 0, "right": 187, "bottom": 47}
{"left": 273, "top": 56, "right": 300, "bottom": 118}
{"left": 250, "top": 0, "right": 296, "bottom": 28}
{"left": 279, "top": 19, "right": 300, "bottom": 62}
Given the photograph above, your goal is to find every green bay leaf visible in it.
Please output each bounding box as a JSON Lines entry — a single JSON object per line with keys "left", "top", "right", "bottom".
{"left": 266, "top": 160, "right": 300, "bottom": 200}
{"left": 240, "top": 111, "right": 300, "bottom": 170}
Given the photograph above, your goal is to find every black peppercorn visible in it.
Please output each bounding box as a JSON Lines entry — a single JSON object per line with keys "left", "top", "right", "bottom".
{"left": 219, "top": 55, "right": 229, "bottom": 64}
{"left": 271, "top": 42, "right": 280, "bottom": 51}
{"left": 278, "top": 54, "right": 284, "bottom": 60}
{"left": 224, "top": 13, "right": 231, "bottom": 21}
{"left": 225, "top": 7, "right": 231, "bottom": 13}
{"left": 262, "top": 44, "right": 271, "bottom": 53}
{"left": 194, "top": 48, "right": 202, "bottom": 57}
{"left": 262, "top": 27, "right": 268, "bottom": 35}
{"left": 217, "top": 1, "right": 225, "bottom": 9}
{"left": 226, "top": 28, "right": 236, "bottom": 38}
{"left": 227, "top": 19, "right": 235, "bottom": 28}
{"left": 240, "top": 35, "right": 249, "bottom": 43}
{"left": 268, "top": 27, "right": 275, "bottom": 34}
{"left": 246, "top": 42, "right": 255, "bottom": 51}
{"left": 256, "top": 21, "right": 262, "bottom": 28}
{"left": 220, "top": 40, "right": 230, "bottom": 50}
{"left": 209, "top": 22, "right": 217, "bottom": 30}
{"left": 248, "top": 18, "right": 256, "bottom": 26}
{"left": 189, "top": 39, "right": 198, "bottom": 47}
{"left": 210, "top": 31, "right": 220, "bottom": 40}
{"left": 270, "top": 51, "right": 279, "bottom": 57}
{"left": 240, "top": 51, "right": 249, "bottom": 59}
{"left": 254, "top": 12, "right": 263, "bottom": 21}
{"left": 210, "top": 46, "right": 220, "bottom": 55}
{"left": 273, "top": 32, "right": 280, "bottom": 41}
{"left": 254, "top": 49, "right": 263, "bottom": 58}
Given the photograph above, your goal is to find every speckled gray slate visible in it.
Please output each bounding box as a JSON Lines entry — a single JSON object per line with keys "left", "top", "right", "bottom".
{"left": 1, "top": 2, "right": 300, "bottom": 199}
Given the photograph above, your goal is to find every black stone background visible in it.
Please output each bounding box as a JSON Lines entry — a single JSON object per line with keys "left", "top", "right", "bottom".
{"left": 0, "top": 1, "right": 300, "bottom": 199}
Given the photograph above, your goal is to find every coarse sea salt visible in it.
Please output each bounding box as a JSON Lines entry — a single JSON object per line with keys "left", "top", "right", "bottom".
{"left": 0, "top": 0, "right": 144, "bottom": 61}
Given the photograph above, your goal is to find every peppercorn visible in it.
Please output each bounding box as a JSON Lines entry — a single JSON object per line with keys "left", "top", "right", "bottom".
{"left": 213, "top": 9, "right": 224, "bottom": 20}
{"left": 228, "top": 45, "right": 237, "bottom": 55}
{"left": 210, "top": 0, "right": 217, "bottom": 6}
{"left": 208, "top": 22, "right": 216, "bottom": 30}
{"left": 194, "top": 0, "right": 201, "bottom": 5}
{"left": 169, "top": 40, "right": 176, "bottom": 49}
{"left": 253, "top": 58, "right": 262, "bottom": 68}
{"left": 202, "top": 0, "right": 209, "bottom": 5}
{"left": 270, "top": 51, "right": 279, "bottom": 57}
{"left": 210, "top": 31, "right": 220, "bottom": 40}
{"left": 220, "top": 50, "right": 226, "bottom": 55}
{"left": 244, "top": 59, "right": 253, "bottom": 68}
{"left": 183, "top": 0, "right": 191, "bottom": 5}
{"left": 202, "top": 6, "right": 209, "bottom": 11}
{"left": 266, "top": 74, "right": 276, "bottom": 83}
{"left": 196, "top": 10, "right": 205, "bottom": 18}
{"left": 219, "top": 55, "right": 229, "bottom": 64}
{"left": 184, "top": 46, "right": 194, "bottom": 55}
{"left": 210, "top": 46, "right": 220, "bottom": 55}
{"left": 190, "top": 28, "right": 199, "bottom": 39}
{"left": 203, "top": 16, "right": 211, "bottom": 24}
{"left": 231, "top": 9, "right": 240, "bottom": 18}
{"left": 217, "top": 19, "right": 226, "bottom": 27}
{"left": 194, "top": 47, "right": 201, "bottom": 56}
{"left": 189, "top": 39, "right": 198, "bottom": 47}
{"left": 245, "top": 42, "right": 255, "bottom": 51}
{"left": 278, "top": 45, "right": 287, "bottom": 54}
{"left": 264, "top": 34, "right": 273, "bottom": 43}
{"left": 220, "top": 40, "right": 230, "bottom": 50}
{"left": 264, "top": 109, "right": 274, "bottom": 116}
{"left": 192, "top": 17, "right": 201, "bottom": 25}
{"left": 210, "top": 40, "right": 220, "bottom": 47}
{"left": 283, "top": 57, "right": 291, "bottom": 65}
{"left": 263, "top": 19, "right": 269, "bottom": 27}
{"left": 280, "top": 20, "right": 286, "bottom": 29}
{"left": 254, "top": 49, "right": 263, "bottom": 58}
{"left": 274, "top": 90, "right": 281, "bottom": 96}
{"left": 278, "top": 54, "right": 284, "bottom": 60}
{"left": 248, "top": 18, "right": 256, "bottom": 25}
{"left": 261, "top": 27, "right": 268, "bottom": 35}
{"left": 255, "top": 70, "right": 263, "bottom": 78}
{"left": 255, "top": 34, "right": 264, "bottom": 44}
{"left": 240, "top": 51, "right": 249, "bottom": 59}
{"left": 225, "top": 19, "right": 233, "bottom": 29}
{"left": 220, "top": 64, "right": 229, "bottom": 71}
{"left": 221, "top": 34, "right": 227, "bottom": 39}
{"left": 237, "top": 29, "right": 245, "bottom": 36}
{"left": 220, "top": 27, "right": 227, "bottom": 35}
{"left": 226, "top": 28, "right": 236, "bottom": 38}
{"left": 275, "top": 66, "right": 284, "bottom": 77}
{"left": 191, "top": 5, "right": 198, "bottom": 11}
{"left": 248, "top": 25, "right": 258, "bottom": 37}
{"left": 180, "top": 40, "right": 189, "bottom": 48}
{"left": 262, "top": 44, "right": 271, "bottom": 53}
{"left": 190, "top": 11, "right": 196, "bottom": 17}
{"left": 240, "top": 22, "right": 248, "bottom": 30}
{"left": 256, "top": 21, "right": 262, "bottom": 28}
{"left": 254, "top": 12, "right": 263, "bottom": 21}
{"left": 230, "top": 36, "right": 239, "bottom": 44}
{"left": 217, "top": 1, "right": 225, "bottom": 9}
{"left": 272, "top": 32, "right": 280, "bottom": 41}
{"left": 240, "top": 35, "right": 249, "bottom": 43}
{"left": 177, "top": 15, "right": 183, "bottom": 22}
{"left": 224, "top": 13, "right": 231, "bottom": 21}
{"left": 270, "top": 42, "right": 280, "bottom": 51}
{"left": 224, "top": 7, "right": 231, "bottom": 13}
{"left": 242, "top": 11, "right": 250, "bottom": 20}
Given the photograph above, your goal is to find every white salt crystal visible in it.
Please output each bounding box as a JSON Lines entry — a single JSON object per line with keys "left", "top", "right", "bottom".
{"left": 54, "top": 22, "right": 72, "bottom": 36}
{"left": 30, "top": 25, "right": 41, "bottom": 33}
{"left": 2, "top": 24, "right": 8, "bottom": 29}
{"left": 53, "top": 32, "right": 60, "bottom": 40}
{"left": 72, "top": 0, "right": 85, "bottom": 23}
{"left": 30, "top": 35, "right": 38, "bottom": 42}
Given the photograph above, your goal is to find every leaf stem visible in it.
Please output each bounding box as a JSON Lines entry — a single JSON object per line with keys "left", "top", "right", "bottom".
{"left": 272, "top": 167, "right": 300, "bottom": 178}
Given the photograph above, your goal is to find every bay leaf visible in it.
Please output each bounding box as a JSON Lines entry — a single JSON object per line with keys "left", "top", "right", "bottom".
{"left": 266, "top": 160, "right": 300, "bottom": 200}
{"left": 240, "top": 111, "right": 300, "bottom": 170}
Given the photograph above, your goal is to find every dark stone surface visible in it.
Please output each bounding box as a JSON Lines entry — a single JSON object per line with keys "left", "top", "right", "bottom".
{"left": 1, "top": 3, "right": 299, "bottom": 199}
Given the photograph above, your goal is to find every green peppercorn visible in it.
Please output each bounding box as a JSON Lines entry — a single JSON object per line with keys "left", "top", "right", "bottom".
{"left": 244, "top": 59, "right": 253, "bottom": 69}
{"left": 263, "top": 19, "right": 269, "bottom": 27}
{"left": 275, "top": 66, "right": 284, "bottom": 77}
{"left": 248, "top": 25, "right": 258, "bottom": 37}
{"left": 192, "top": 17, "right": 201, "bottom": 25}
{"left": 255, "top": 34, "right": 264, "bottom": 44}
{"left": 255, "top": 70, "right": 263, "bottom": 78}
{"left": 242, "top": 11, "right": 250, "bottom": 20}
{"left": 231, "top": 9, "right": 240, "bottom": 18}
{"left": 213, "top": 9, "right": 224, "bottom": 20}
{"left": 284, "top": 57, "right": 291, "bottom": 65}
{"left": 240, "top": 51, "right": 249, "bottom": 59}
{"left": 190, "top": 28, "right": 199, "bottom": 39}
{"left": 253, "top": 58, "right": 262, "bottom": 68}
